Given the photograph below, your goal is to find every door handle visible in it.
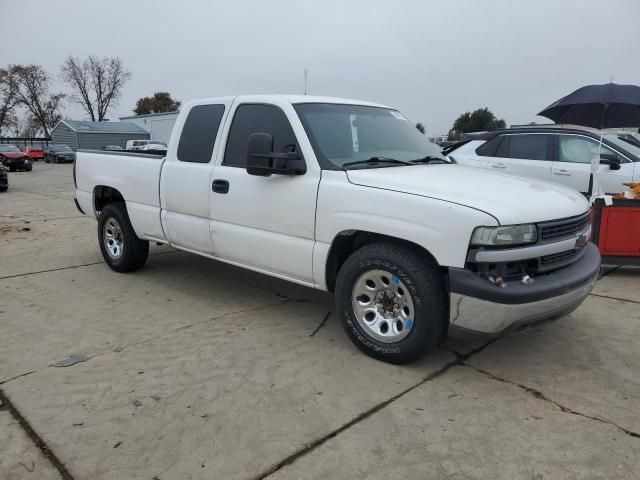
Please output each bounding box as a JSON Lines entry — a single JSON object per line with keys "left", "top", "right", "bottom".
{"left": 554, "top": 170, "right": 572, "bottom": 176}
{"left": 491, "top": 163, "right": 507, "bottom": 169}
{"left": 212, "top": 179, "right": 229, "bottom": 194}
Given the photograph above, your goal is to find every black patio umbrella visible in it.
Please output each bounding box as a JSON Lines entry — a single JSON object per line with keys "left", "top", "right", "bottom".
{"left": 538, "top": 83, "right": 640, "bottom": 129}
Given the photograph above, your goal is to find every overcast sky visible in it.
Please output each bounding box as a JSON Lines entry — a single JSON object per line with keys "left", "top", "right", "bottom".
{"left": 2, "top": 0, "right": 639, "bottom": 135}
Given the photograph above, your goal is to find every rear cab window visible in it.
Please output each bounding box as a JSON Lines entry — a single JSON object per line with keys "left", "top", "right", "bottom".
{"left": 177, "top": 104, "right": 226, "bottom": 163}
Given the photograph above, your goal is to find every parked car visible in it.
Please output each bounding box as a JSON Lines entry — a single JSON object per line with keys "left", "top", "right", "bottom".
{"left": 0, "top": 163, "right": 8, "bottom": 191}
{"left": 45, "top": 144, "right": 76, "bottom": 163}
{"left": 139, "top": 141, "right": 168, "bottom": 152}
{"left": 74, "top": 95, "right": 600, "bottom": 364}
{"left": 0, "top": 145, "right": 33, "bottom": 171}
{"left": 448, "top": 127, "right": 640, "bottom": 194}
{"left": 101, "top": 145, "right": 124, "bottom": 151}
{"left": 24, "top": 145, "right": 45, "bottom": 161}
{"left": 126, "top": 139, "right": 151, "bottom": 150}
{"left": 125, "top": 139, "right": 168, "bottom": 151}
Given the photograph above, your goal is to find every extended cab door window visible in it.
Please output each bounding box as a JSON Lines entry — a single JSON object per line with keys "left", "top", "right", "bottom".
{"left": 177, "top": 104, "right": 225, "bottom": 163}
{"left": 161, "top": 103, "right": 226, "bottom": 254}
{"left": 487, "top": 133, "right": 553, "bottom": 184}
{"left": 223, "top": 104, "right": 303, "bottom": 167}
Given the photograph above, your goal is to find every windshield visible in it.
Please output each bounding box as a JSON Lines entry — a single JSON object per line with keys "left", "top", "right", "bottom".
{"left": 0, "top": 145, "right": 20, "bottom": 152}
{"left": 605, "top": 134, "right": 640, "bottom": 159}
{"left": 294, "top": 103, "right": 445, "bottom": 169}
{"left": 55, "top": 145, "right": 73, "bottom": 152}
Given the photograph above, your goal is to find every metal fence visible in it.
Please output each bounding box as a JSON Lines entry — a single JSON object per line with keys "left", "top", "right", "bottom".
{"left": 0, "top": 137, "right": 52, "bottom": 149}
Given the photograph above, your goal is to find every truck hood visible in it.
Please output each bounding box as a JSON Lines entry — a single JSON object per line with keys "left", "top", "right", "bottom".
{"left": 346, "top": 164, "right": 589, "bottom": 225}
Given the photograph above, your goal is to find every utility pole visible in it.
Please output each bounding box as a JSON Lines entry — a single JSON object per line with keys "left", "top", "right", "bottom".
{"left": 304, "top": 68, "right": 308, "bottom": 95}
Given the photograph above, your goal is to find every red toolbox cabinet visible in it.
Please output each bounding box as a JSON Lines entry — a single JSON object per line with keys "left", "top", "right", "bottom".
{"left": 592, "top": 198, "right": 640, "bottom": 266}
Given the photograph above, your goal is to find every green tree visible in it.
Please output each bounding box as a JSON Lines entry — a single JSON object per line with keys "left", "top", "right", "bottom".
{"left": 133, "top": 92, "right": 181, "bottom": 115}
{"left": 448, "top": 108, "right": 506, "bottom": 140}
{"left": 415, "top": 122, "right": 425, "bottom": 134}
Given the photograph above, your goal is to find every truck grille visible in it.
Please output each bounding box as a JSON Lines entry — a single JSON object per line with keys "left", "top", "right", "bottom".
{"left": 539, "top": 212, "right": 590, "bottom": 241}
{"left": 540, "top": 248, "right": 582, "bottom": 266}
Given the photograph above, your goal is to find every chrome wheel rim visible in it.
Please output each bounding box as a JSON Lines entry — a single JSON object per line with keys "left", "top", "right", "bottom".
{"left": 103, "top": 218, "right": 123, "bottom": 259}
{"left": 351, "top": 269, "right": 415, "bottom": 343}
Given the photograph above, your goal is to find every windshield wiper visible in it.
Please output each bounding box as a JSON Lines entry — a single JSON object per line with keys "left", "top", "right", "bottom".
{"left": 342, "top": 157, "right": 413, "bottom": 169}
{"left": 409, "top": 155, "right": 451, "bottom": 164}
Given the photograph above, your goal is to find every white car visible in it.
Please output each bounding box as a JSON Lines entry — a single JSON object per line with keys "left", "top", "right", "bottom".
{"left": 139, "top": 140, "right": 168, "bottom": 151}
{"left": 125, "top": 139, "right": 168, "bottom": 151}
{"left": 447, "top": 128, "right": 640, "bottom": 194}
{"left": 74, "top": 95, "right": 600, "bottom": 363}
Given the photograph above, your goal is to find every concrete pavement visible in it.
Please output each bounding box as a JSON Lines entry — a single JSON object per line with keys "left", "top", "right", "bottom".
{"left": 0, "top": 163, "right": 638, "bottom": 479}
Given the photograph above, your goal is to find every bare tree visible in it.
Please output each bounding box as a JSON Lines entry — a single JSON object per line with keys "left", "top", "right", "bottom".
{"left": 0, "top": 67, "right": 20, "bottom": 136}
{"left": 17, "top": 114, "right": 43, "bottom": 137}
{"left": 61, "top": 55, "right": 132, "bottom": 121}
{"left": 13, "top": 64, "right": 65, "bottom": 137}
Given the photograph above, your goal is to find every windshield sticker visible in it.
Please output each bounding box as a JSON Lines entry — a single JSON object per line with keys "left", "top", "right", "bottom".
{"left": 390, "top": 111, "right": 408, "bottom": 121}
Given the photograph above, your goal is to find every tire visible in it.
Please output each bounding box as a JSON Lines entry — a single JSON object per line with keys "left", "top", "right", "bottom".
{"left": 0, "top": 186, "right": 7, "bottom": 192}
{"left": 335, "top": 242, "right": 447, "bottom": 364}
{"left": 97, "top": 203, "right": 149, "bottom": 273}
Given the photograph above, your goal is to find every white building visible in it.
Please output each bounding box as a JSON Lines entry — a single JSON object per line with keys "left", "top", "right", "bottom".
{"left": 118, "top": 111, "right": 179, "bottom": 144}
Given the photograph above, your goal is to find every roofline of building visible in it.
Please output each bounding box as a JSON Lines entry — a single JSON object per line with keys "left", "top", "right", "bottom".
{"left": 54, "top": 119, "right": 149, "bottom": 135}
{"left": 119, "top": 111, "right": 180, "bottom": 120}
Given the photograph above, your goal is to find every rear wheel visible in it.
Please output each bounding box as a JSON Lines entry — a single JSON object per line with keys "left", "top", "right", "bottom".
{"left": 335, "top": 242, "right": 448, "bottom": 364}
{"left": 98, "top": 203, "right": 149, "bottom": 272}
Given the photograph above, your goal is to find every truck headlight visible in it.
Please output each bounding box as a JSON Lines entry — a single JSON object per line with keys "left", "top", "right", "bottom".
{"left": 470, "top": 224, "right": 537, "bottom": 247}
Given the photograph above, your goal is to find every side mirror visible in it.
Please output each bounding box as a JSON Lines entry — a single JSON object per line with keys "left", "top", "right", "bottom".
{"left": 246, "top": 133, "right": 306, "bottom": 176}
{"left": 600, "top": 153, "right": 621, "bottom": 170}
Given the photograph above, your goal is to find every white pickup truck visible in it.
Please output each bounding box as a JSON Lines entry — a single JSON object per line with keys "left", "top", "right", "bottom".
{"left": 74, "top": 95, "right": 601, "bottom": 363}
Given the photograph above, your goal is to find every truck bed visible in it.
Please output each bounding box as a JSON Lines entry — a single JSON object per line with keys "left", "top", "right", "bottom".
{"left": 75, "top": 150, "right": 167, "bottom": 241}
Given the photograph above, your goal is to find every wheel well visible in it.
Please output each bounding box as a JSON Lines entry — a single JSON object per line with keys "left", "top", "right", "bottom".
{"left": 324, "top": 230, "right": 442, "bottom": 292}
{"left": 93, "top": 186, "right": 125, "bottom": 214}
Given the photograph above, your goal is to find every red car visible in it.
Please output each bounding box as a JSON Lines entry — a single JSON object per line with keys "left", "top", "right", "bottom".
{"left": 0, "top": 145, "right": 32, "bottom": 172}
{"left": 24, "top": 145, "right": 44, "bottom": 161}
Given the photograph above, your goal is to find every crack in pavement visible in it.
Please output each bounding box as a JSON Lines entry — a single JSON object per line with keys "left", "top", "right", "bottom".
{"left": 0, "top": 369, "right": 37, "bottom": 386}
{"left": 255, "top": 338, "right": 499, "bottom": 479}
{"left": 589, "top": 292, "right": 640, "bottom": 305}
{"left": 110, "top": 299, "right": 291, "bottom": 355}
{"left": 0, "top": 250, "right": 178, "bottom": 280}
{"left": 309, "top": 312, "right": 331, "bottom": 337}
{"left": 464, "top": 363, "right": 640, "bottom": 439}
{"left": 0, "top": 300, "right": 290, "bottom": 386}
{"left": 0, "top": 389, "right": 75, "bottom": 480}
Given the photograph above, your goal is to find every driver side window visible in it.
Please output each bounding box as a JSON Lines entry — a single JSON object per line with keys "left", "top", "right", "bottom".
{"left": 223, "top": 104, "right": 301, "bottom": 168}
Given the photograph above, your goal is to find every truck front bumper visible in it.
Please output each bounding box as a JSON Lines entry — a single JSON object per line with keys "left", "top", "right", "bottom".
{"left": 448, "top": 242, "right": 601, "bottom": 335}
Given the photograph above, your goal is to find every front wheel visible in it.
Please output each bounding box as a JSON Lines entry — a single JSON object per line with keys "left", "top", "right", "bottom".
{"left": 98, "top": 203, "right": 149, "bottom": 273}
{"left": 335, "top": 242, "right": 447, "bottom": 364}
